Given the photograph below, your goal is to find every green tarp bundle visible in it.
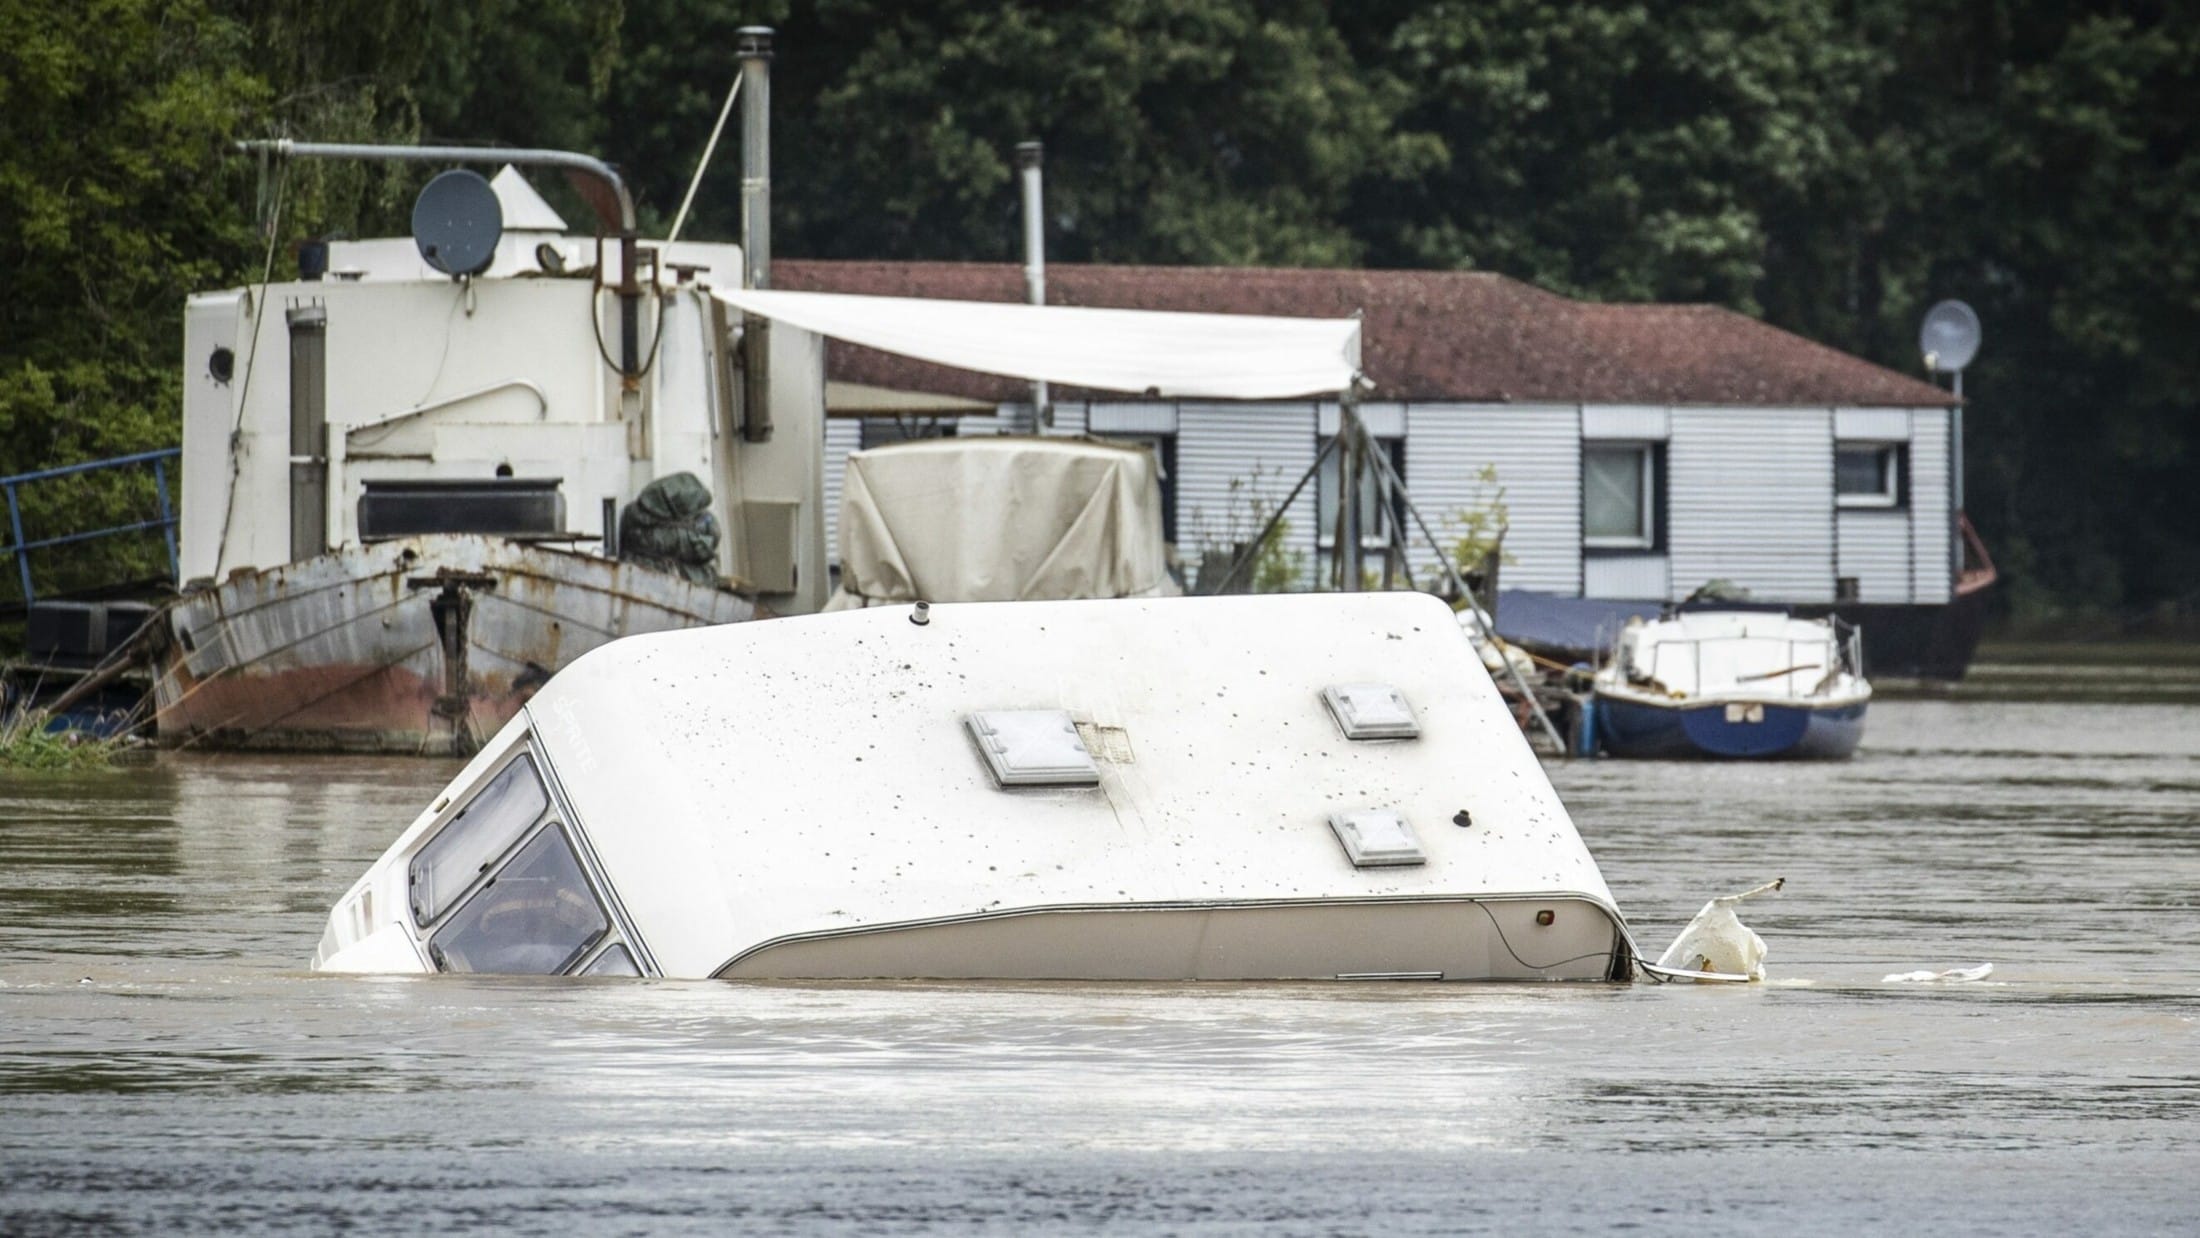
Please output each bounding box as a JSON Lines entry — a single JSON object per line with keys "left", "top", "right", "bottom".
{"left": 619, "top": 472, "right": 720, "bottom": 585}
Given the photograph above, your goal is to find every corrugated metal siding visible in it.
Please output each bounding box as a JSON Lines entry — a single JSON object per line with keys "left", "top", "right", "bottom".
{"left": 957, "top": 402, "right": 1031, "bottom": 436}
{"left": 1585, "top": 554, "right": 1669, "bottom": 600}
{"left": 822, "top": 418, "right": 864, "bottom": 565}
{"left": 1403, "top": 404, "right": 1581, "bottom": 592}
{"left": 1835, "top": 407, "right": 1912, "bottom": 440}
{"left": 1837, "top": 511, "right": 1912, "bottom": 602}
{"left": 1176, "top": 402, "right": 1319, "bottom": 581}
{"left": 1048, "top": 401, "right": 1090, "bottom": 436}
{"left": 1582, "top": 405, "right": 1670, "bottom": 440}
{"left": 1088, "top": 402, "right": 1178, "bottom": 434}
{"left": 1908, "top": 406, "right": 1953, "bottom": 603}
{"left": 1317, "top": 401, "right": 1407, "bottom": 437}
{"left": 1668, "top": 408, "right": 1834, "bottom": 601}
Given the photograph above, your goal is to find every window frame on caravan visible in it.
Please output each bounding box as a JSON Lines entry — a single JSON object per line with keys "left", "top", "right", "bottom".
{"left": 403, "top": 742, "right": 642, "bottom": 977}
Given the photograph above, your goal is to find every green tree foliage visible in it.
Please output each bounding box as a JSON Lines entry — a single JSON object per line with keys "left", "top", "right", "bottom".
{"left": 0, "top": 0, "right": 261, "bottom": 599}
{"left": 1356, "top": 0, "right": 1872, "bottom": 307}
{"left": 0, "top": 1, "right": 2192, "bottom": 622}
{"left": 607, "top": 0, "right": 1437, "bottom": 264}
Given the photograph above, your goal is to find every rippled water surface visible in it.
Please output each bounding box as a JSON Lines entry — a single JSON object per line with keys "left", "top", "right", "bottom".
{"left": 3, "top": 655, "right": 2196, "bottom": 1234}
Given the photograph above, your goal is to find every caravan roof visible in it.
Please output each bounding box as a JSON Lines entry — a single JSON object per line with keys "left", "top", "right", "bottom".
{"left": 316, "top": 591, "right": 1632, "bottom": 980}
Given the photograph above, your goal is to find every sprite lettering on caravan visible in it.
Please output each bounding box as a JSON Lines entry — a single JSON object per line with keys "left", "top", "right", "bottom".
{"left": 548, "top": 695, "right": 597, "bottom": 777}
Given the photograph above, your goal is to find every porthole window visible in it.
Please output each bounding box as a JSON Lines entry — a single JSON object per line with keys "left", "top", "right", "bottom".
{"left": 208, "top": 346, "right": 235, "bottom": 385}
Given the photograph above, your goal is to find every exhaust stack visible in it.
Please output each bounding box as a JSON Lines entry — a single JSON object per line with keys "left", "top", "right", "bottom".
{"left": 736, "top": 27, "right": 775, "bottom": 443}
{"left": 737, "top": 28, "right": 773, "bottom": 291}
{"left": 1018, "top": 140, "right": 1048, "bottom": 426}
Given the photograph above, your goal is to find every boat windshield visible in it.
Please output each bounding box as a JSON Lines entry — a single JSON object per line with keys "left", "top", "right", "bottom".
{"left": 409, "top": 752, "right": 549, "bottom": 927}
{"left": 1646, "top": 636, "right": 1838, "bottom": 697}
{"left": 426, "top": 825, "right": 609, "bottom": 975}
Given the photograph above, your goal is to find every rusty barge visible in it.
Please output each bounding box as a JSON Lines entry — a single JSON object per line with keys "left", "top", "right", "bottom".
{"left": 155, "top": 537, "right": 759, "bottom": 753}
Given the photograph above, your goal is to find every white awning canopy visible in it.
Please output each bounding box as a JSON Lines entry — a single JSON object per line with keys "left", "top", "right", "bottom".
{"left": 712, "top": 288, "right": 1360, "bottom": 399}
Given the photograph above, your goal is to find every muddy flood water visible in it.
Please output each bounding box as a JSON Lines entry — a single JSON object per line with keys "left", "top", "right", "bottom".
{"left": 3, "top": 650, "right": 2196, "bottom": 1234}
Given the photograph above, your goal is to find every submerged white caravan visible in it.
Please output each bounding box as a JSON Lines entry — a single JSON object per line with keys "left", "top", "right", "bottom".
{"left": 314, "top": 591, "right": 1640, "bottom": 982}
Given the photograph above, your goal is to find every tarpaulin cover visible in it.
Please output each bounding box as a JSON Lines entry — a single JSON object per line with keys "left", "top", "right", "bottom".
{"left": 712, "top": 288, "right": 1360, "bottom": 399}
{"left": 1493, "top": 590, "right": 1665, "bottom": 657}
{"left": 619, "top": 472, "right": 721, "bottom": 585}
{"left": 826, "top": 437, "right": 1180, "bottom": 610}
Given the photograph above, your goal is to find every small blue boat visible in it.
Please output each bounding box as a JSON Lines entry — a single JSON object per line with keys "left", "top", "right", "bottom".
{"left": 1589, "top": 612, "right": 1870, "bottom": 760}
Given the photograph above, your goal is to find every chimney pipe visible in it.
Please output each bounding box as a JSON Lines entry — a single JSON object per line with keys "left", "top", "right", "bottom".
{"left": 737, "top": 26, "right": 774, "bottom": 442}
{"left": 1017, "top": 140, "right": 1049, "bottom": 427}
{"left": 737, "top": 28, "right": 773, "bottom": 290}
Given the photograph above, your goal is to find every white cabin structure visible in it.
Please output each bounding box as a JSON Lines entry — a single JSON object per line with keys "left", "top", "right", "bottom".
{"left": 179, "top": 169, "right": 828, "bottom": 609}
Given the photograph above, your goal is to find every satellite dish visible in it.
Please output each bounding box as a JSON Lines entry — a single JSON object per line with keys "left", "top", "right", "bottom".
{"left": 412, "top": 169, "right": 504, "bottom": 277}
{"left": 1918, "top": 299, "right": 1981, "bottom": 374}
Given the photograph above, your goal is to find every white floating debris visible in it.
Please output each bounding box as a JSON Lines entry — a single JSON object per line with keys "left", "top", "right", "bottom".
{"left": 1883, "top": 963, "right": 1994, "bottom": 984}
{"left": 1653, "top": 877, "right": 1783, "bottom": 982}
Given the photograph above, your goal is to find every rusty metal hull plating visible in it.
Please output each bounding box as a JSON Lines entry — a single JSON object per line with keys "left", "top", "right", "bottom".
{"left": 153, "top": 536, "right": 756, "bottom": 754}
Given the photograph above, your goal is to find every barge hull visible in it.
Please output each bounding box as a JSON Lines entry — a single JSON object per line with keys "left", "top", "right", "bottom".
{"left": 153, "top": 535, "right": 755, "bottom": 754}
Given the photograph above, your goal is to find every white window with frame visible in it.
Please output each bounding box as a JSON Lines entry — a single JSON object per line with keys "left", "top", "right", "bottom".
{"left": 1835, "top": 442, "right": 1904, "bottom": 508}
{"left": 1583, "top": 443, "right": 1656, "bottom": 549}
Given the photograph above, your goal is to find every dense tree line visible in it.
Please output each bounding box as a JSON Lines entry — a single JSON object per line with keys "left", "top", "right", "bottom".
{"left": 2, "top": 0, "right": 2192, "bottom": 625}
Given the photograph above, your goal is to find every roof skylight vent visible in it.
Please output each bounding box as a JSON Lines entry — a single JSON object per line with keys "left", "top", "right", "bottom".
{"left": 1328, "top": 809, "right": 1427, "bottom": 868}
{"left": 966, "top": 710, "right": 1102, "bottom": 788}
{"left": 1322, "top": 684, "right": 1420, "bottom": 740}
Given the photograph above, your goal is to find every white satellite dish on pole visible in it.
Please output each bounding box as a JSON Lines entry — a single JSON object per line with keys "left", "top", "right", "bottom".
{"left": 1917, "top": 299, "right": 1981, "bottom": 534}
{"left": 1919, "top": 299, "right": 1981, "bottom": 377}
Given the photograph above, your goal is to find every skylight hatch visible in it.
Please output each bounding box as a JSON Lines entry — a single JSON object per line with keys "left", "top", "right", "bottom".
{"left": 966, "top": 710, "right": 1102, "bottom": 787}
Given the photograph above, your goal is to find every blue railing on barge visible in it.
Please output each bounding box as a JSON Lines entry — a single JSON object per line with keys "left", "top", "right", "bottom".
{"left": 0, "top": 448, "right": 180, "bottom": 607}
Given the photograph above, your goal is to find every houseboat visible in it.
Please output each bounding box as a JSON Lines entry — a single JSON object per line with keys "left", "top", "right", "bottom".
{"left": 772, "top": 262, "right": 1995, "bottom": 680}
{"left": 1590, "top": 611, "right": 1870, "bottom": 759}
{"left": 312, "top": 591, "right": 1643, "bottom": 981}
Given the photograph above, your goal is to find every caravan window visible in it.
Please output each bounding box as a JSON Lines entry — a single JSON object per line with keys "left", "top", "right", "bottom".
{"left": 426, "top": 825, "right": 610, "bottom": 975}
{"left": 408, "top": 753, "right": 550, "bottom": 927}
{"left": 580, "top": 943, "right": 642, "bottom": 977}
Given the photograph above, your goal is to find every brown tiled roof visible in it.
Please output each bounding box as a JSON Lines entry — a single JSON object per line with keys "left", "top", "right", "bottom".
{"left": 771, "top": 261, "right": 1957, "bottom": 408}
